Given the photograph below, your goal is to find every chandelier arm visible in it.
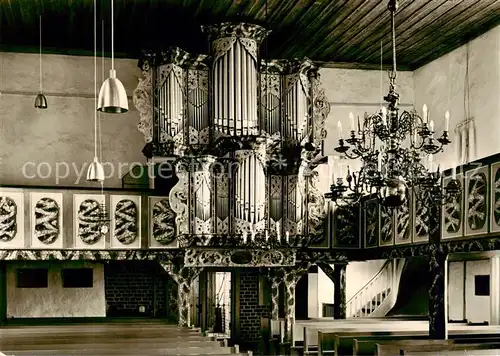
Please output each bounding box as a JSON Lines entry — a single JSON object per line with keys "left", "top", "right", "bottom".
{"left": 341, "top": 151, "right": 363, "bottom": 160}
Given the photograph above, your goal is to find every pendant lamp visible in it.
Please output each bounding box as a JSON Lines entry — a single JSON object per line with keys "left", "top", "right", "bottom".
{"left": 34, "top": 15, "right": 48, "bottom": 109}
{"left": 97, "top": 0, "right": 128, "bottom": 113}
{"left": 87, "top": 0, "right": 105, "bottom": 182}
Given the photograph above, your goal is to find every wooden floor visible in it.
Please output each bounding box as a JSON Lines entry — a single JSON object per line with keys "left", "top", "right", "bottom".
{"left": 0, "top": 319, "right": 240, "bottom": 356}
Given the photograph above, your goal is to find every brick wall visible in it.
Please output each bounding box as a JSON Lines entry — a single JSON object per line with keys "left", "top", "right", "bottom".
{"left": 239, "top": 270, "right": 270, "bottom": 343}
{"left": 104, "top": 261, "right": 175, "bottom": 319}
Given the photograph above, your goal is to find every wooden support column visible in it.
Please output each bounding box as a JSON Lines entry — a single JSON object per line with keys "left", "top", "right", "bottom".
{"left": 490, "top": 256, "right": 500, "bottom": 325}
{"left": 333, "top": 263, "right": 347, "bottom": 320}
{"left": 0, "top": 263, "right": 6, "bottom": 325}
{"left": 428, "top": 201, "right": 448, "bottom": 339}
{"left": 270, "top": 274, "right": 281, "bottom": 322}
{"left": 199, "top": 270, "right": 208, "bottom": 332}
{"left": 231, "top": 269, "right": 241, "bottom": 345}
{"left": 282, "top": 262, "right": 311, "bottom": 354}
{"left": 160, "top": 262, "right": 203, "bottom": 328}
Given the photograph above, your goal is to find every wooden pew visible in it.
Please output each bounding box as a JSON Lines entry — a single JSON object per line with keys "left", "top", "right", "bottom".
{"left": 375, "top": 340, "right": 500, "bottom": 356}
{"left": 352, "top": 336, "right": 436, "bottom": 355}
{"left": 318, "top": 330, "right": 429, "bottom": 356}
{"left": 397, "top": 342, "right": 500, "bottom": 355}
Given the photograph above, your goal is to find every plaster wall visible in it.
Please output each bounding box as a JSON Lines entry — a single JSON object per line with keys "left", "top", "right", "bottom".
{"left": 315, "top": 67, "right": 414, "bottom": 192}
{"left": 448, "top": 261, "right": 465, "bottom": 321}
{"left": 0, "top": 53, "right": 146, "bottom": 188}
{"left": 308, "top": 271, "right": 319, "bottom": 318}
{"left": 465, "top": 259, "right": 490, "bottom": 323}
{"left": 413, "top": 25, "right": 500, "bottom": 167}
{"left": 319, "top": 67, "right": 414, "bottom": 158}
{"left": 6, "top": 261, "right": 106, "bottom": 318}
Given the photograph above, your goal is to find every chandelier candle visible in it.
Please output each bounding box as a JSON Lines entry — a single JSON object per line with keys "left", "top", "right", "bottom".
{"left": 423, "top": 104, "right": 428, "bottom": 123}
{"left": 338, "top": 121, "right": 343, "bottom": 139}
{"left": 445, "top": 111, "right": 450, "bottom": 132}
{"left": 349, "top": 112, "right": 355, "bottom": 131}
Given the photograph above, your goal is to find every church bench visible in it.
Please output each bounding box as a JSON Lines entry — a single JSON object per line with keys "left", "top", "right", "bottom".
{"left": 0, "top": 339, "right": 224, "bottom": 349}
{"left": 351, "top": 334, "right": 500, "bottom": 355}
{"left": 352, "top": 336, "right": 439, "bottom": 355}
{"left": 0, "top": 345, "right": 240, "bottom": 356}
{"left": 350, "top": 333, "right": 500, "bottom": 355}
{"left": 316, "top": 330, "right": 429, "bottom": 356}
{"left": 297, "top": 320, "right": 429, "bottom": 345}
{"left": 351, "top": 339, "right": 449, "bottom": 356}
{"left": 397, "top": 342, "right": 500, "bottom": 355}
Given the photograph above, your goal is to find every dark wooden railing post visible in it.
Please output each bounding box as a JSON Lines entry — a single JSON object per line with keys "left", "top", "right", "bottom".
{"left": 333, "top": 262, "right": 347, "bottom": 319}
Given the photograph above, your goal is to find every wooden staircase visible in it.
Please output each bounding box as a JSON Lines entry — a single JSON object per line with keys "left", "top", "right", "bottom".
{"left": 0, "top": 320, "right": 246, "bottom": 356}
{"left": 347, "top": 259, "right": 406, "bottom": 318}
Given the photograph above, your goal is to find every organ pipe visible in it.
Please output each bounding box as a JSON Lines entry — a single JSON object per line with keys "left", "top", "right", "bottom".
{"left": 136, "top": 23, "right": 330, "bottom": 244}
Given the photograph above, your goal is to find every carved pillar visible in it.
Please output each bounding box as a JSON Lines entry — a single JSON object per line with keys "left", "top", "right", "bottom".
{"left": 333, "top": 263, "right": 347, "bottom": 319}
{"left": 282, "top": 262, "right": 311, "bottom": 347}
{"left": 0, "top": 263, "right": 6, "bottom": 325}
{"left": 428, "top": 202, "right": 448, "bottom": 339}
{"left": 199, "top": 270, "right": 208, "bottom": 331}
{"left": 270, "top": 275, "right": 281, "bottom": 321}
{"left": 283, "top": 274, "right": 297, "bottom": 348}
{"left": 160, "top": 262, "right": 203, "bottom": 328}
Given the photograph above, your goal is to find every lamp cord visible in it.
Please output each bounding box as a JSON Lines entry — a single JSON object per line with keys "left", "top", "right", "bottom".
{"left": 111, "top": 0, "right": 114, "bottom": 71}
{"left": 94, "top": 0, "right": 97, "bottom": 158}
{"left": 100, "top": 20, "right": 104, "bottom": 164}
{"left": 389, "top": 3, "right": 397, "bottom": 82}
{"left": 39, "top": 15, "right": 42, "bottom": 92}
{"left": 380, "top": 40, "right": 383, "bottom": 107}
{"left": 464, "top": 43, "right": 470, "bottom": 119}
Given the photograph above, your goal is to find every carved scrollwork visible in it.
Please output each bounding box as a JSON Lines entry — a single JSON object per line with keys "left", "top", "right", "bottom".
{"left": 133, "top": 67, "right": 153, "bottom": 143}
{"left": 307, "top": 169, "right": 327, "bottom": 243}
{"left": 152, "top": 199, "right": 176, "bottom": 245}
{"left": 114, "top": 199, "right": 138, "bottom": 245}
{"left": 78, "top": 199, "right": 103, "bottom": 245}
{"left": 169, "top": 161, "right": 190, "bottom": 235}
{"left": 334, "top": 205, "right": 358, "bottom": 247}
{"left": 311, "top": 77, "right": 330, "bottom": 148}
{"left": 443, "top": 179, "right": 462, "bottom": 234}
{"left": 364, "top": 199, "right": 378, "bottom": 247}
{"left": 0, "top": 196, "right": 17, "bottom": 242}
{"left": 380, "top": 205, "right": 393, "bottom": 244}
{"left": 396, "top": 199, "right": 410, "bottom": 241}
{"left": 0, "top": 249, "right": 182, "bottom": 261}
{"left": 468, "top": 172, "right": 487, "bottom": 231}
{"left": 493, "top": 167, "right": 500, "bottom": 226}
{"left": 184, "top": 248, "right": 296, "bottom": 267}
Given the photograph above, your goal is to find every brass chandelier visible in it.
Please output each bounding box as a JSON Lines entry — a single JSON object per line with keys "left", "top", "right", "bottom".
{"left": 328, "top": 0, "right": 460, "bottom": 208}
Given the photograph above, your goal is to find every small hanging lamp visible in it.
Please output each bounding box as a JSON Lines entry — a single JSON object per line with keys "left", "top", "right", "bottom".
{"left": 35, "top": 15, "right": 48, "bottom": 109}
{"left": 87, "top": 0, "right": 105, "bottom": 182}
{"left": 97, "top": 0, "right": 128, "bottom": 113}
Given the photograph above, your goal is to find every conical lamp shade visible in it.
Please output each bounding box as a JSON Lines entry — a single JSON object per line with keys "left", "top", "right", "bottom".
{"left": 87, "top": 157, "right": 105, "bottom": 182}
{"left": 34, "top": 92, "right": 48, "bottom": 109}
{"left": 97, "top": 69, "right": 128, "bottom": 113}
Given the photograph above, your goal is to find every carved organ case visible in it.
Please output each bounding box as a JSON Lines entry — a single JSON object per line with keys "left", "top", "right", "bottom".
{"left": 133, "top": 22, "right": 330, "bottom": 247}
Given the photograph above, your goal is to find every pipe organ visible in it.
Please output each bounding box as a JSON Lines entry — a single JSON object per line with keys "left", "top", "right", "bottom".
{"left": 134, "top": 22, "right": 331, "bottom": 247}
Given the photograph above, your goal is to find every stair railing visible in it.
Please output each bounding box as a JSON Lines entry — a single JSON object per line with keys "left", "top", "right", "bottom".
{"left": 346, "top": 260, "right": 392, "bottom": 318}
